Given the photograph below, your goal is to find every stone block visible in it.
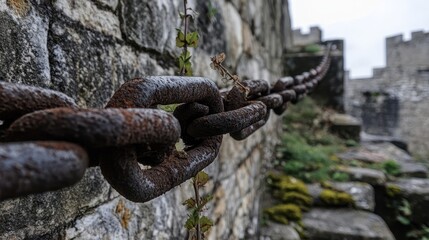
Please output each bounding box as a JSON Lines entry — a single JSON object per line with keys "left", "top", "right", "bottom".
{"left": 0, "top": 1, "right": 50, "bottom": 86}
{"left": 120, "top": 0, "right": 180, "bottom": 53}
{"left": 328, "top": 113, "right": 361, "bottom": 141}
{"left": 308, "top": 182, "right": 375, "bottom": 211}
{"left": 303, "top": 208, "right": 395, "bottom": 240}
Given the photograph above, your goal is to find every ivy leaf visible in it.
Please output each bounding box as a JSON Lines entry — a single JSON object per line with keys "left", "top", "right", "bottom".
{"left": 179, "top": 11, "right": 186, "bottom": 19}
{"left": 199, "top": 194, "right": 213, "bottom": 210}
{"left": 185, "top": 216, "right": 196, "bottom": 230}
{"left": 397, "top": 215, "right": 411, "bottom": 225}
{"left": 185, "top": 62, "right": 193, "bottom": 76}
{"left": 194, "top": 171, "right": 209, "bottom": 187}
{"left": 182, "top": 198, "right": 196, "bottom": 209}
{"left": 178, "top": 56, "right": 185, "bottom": 70}
{"left": 199, "top": 216, "right": 213, "bottom": 233}
{"left": 176, "top": 30, "right": 185, "bottom": 47}
{"left": 186, "top": 32, "right": 199, "bottom": 48}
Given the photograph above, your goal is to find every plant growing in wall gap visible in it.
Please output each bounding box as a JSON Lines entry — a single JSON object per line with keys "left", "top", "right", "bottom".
{"left": 183, "top": 171, "right": 214, "bottom": 239}
{"left": 177, "top": 1, "right": 213, "bottom": 239}
{"left": 176, "top": 0, "right": 199, "bottom": 76}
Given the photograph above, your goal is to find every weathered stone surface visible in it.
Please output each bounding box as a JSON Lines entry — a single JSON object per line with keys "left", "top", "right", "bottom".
{"left": 259, "top": 222, "right": 301, "bottom": 240}
{"left": 308, "top": 182, "right": 375, "bottom": 211}
{"left": 328, "top": 113, "right": 361, "bottom": 141}
{"left": 341, "top": 167, "right": 386, "bottom": 186}
{"left": 194, "top": 1, "right": 227, "bottom": 55}
{"left": 218, "top": 2, "right": 243, "bottom": 68}
{"left": 94, "top": 0, "right": 118, "bottom": 10}
{"left": 120, "top": 0, "right": 180, "bottom": 53}
{"left": 360, "top": 132, "right": 409, "bottom": 152}
{"left": 303, "top": 208, "right": 395, "bottom": 240}
{"left": 54, "top": 0, "right": 121, "bottom": 39}
{"left": 48, "top": 17, "right": 173, "bottom": 107}
{"left": 0, "top": 168, "right": 111, "bottom": 239}
{"left": 339, "top": 142, "right": 412, "bottom": 164}
{"left": 0, "top": 1, "right": 50, "bottom": 86}
{"left": 398, "top": 162, "right": 428, "bottom": 178}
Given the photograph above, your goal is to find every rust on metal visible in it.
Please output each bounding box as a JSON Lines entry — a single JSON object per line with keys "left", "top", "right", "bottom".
{"left": 103, "top": 77, "right": 224, "bottom": 202}
{"left": 242, "top": 79, "right": 270, "bottom": 99}
{"left": 256, "top": 94, "right": 283, "bottom": 110}
{"left": 0, "top": 81, "right": 77, "bottom": 122}
{"left": 294, "top": 75, "right": 305, "bottom": 85}
{"left": 272, "top": 76, "right": 294, "bottom": 92}
{"left": 187, "top": 101, "right": 267, "bottom": 137}
{"left": 6, "top": 108, "right": 180, "bottom": 148}
{"left": 274, "top": 90, "right": 296, "bottom": 115}
{"left": 230, "top": 111, "right": 270, "bottom": 140}
{"left": 100, "top": 135, "right": 222, "bottom": 202}
{"left": 0, "top": 45, "right": 333, "bottom": 202}
{"left": 0, "top": 141, "right": 88, "bottom": 200}
{"left": 106, "top": 76, "right": 223, "bottom": 114}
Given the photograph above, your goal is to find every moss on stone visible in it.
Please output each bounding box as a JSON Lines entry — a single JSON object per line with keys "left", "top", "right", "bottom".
{"left": 386, "top": 183, "right": 402, "bottom": 198}
{"left": 319, "top": 189, "right": 355, "bottom": 207}
{"left": 275, "top": 191, "right": 313, "bottom": 211}
{"left": 264, "top": 204, "right": 302, "bottom": 225}
{"left": 268, "top": 173, "right": 309, "bottom": 195}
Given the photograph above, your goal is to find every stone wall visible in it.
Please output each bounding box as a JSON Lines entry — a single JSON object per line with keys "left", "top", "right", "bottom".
{"left": 0, "top": 0, "right": 292, "bottom": 239}
{"left": 345, "top": 30, "right": 429, "bottom": 158}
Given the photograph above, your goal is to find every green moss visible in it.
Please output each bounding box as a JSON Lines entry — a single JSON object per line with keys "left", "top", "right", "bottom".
{"left": 264, "top": 204, "right": 302, "bottom": 224}
{"left": 319, "top": 189, "right": 355, "bottom": 207}
{"left": 386, "top": 184, "right": 402, "bottom": 198}
{"left": 303, "top": 44, "right": 322, "bottom": 53}
{"left": 275, "top": 191, "right": 313, "bottom": 211}
{"left": 268, "top": 173, "right": 309, "bottom": 195}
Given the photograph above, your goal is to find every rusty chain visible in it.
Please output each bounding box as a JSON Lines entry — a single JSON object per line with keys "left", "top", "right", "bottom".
{"left": 0, "top": 45, "right": 332, "bottom": 202}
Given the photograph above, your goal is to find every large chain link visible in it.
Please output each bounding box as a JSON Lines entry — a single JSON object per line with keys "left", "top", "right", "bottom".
{"left": 0, "top": 45, "right": 332, "bottom": 202}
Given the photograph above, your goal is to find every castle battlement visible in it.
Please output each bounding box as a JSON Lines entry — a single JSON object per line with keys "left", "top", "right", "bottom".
{"left": 292, "top": 26, "right": 322, "bottom": 46}
{"left": 386, "top": 30, "right": 429, "bottom": 68}
{"left": 386, "top": 30, "right": 429, "bottom": 46}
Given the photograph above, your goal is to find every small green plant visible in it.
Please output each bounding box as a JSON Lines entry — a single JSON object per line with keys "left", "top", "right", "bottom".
{"left": 207, "top": 1, "right": 217, "bottom": 20}
{"left": 396, "top": 199, "right": 412, "bottom": 225}
{"left": 176, "top": 0, "right": 199, "bottom": 76}
{"left": 407, "top": 225, "right": 429, "bottom": 240}
{"left": 303, "top": 44, "right": 321, "bottom": 53}
{"left": 183, "top": 171, "right": 214, "bottom": 239}
{"left": 370, "top": 160, "right": 401, "bottom": 177}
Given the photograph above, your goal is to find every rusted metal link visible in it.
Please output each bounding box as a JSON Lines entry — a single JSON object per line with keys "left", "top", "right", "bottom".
{"left": 187, "top": 101, "right": 267, "bottom": 138}
{"left": 272, "top": 77, "right": 294, "bottom": 92}
{"left": 0, "top": 141, "right": 88, "bottom": 200}
{"left": 106, "top": 77, "right": 223, "bottom": 113}
{"left": 0, "top": 81, "right": 77, "bottom": 123}
{"left": 242, "top": 79, "right": 270, "bottom": 99}
{"left": 293, "top": 84, "right": 307, "bottom": 95}
{"left": 100, "top": 135, "right": 221, "bottom": 202}
{"left": 101, "top": 76, "right": 224, "bottom": 202}
{"left": 6, "top": 108, "right": 180, "bottom": 166}
{"left": 230, "top": 110, "right": 270, "bottom": 140}
{"left": 273, "top": 90, "right": 297, "bottom": 115}
{"left": 256, "top": 94, "right": 283, "bottom": 110}
{"left": 173, "top": 102, "right": 210, "bottom": 145}
{"left": 221, "top": 86, "right": 269, "bottom": 140}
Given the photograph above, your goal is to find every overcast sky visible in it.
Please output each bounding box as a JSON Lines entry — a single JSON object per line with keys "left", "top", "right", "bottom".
{"left": 289, "top": 0, "right": 429, "bottom": 78}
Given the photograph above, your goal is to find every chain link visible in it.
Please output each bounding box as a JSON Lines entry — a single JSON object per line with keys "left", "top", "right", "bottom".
{"left": 0, "top": 45, "right": 332, "bottom": 202}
